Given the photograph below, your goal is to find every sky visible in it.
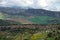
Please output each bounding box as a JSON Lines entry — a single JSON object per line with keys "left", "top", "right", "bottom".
{"left": 0, "top": 0, "right": 60, "bottom": 11}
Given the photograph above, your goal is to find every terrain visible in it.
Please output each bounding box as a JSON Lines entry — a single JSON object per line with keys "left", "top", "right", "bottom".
{"left": 0, "top": 7, "right": 60, "bottom": 40}
{"left": 0, "top": 19, "right": 21, "bottom": 26}
{"left": 0, "top": 7, "right": 60, "bottom": 24}
{"left": 0, "top": 24, "right": 60, "bottom": 40}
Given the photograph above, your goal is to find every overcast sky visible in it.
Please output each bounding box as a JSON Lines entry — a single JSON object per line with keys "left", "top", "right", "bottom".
{"left": 0, "top": 0, "right": 60, "bottom": 11}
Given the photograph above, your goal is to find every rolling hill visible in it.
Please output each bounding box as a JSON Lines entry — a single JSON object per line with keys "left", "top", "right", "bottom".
{"left": 0, "top": 19, "right": 21, "bottom": 26}
{"left": 0, "top": 7, "right": 60, "bottom": 24}
{"left": 0, "top": 7, "right": 60, "bottom": 17}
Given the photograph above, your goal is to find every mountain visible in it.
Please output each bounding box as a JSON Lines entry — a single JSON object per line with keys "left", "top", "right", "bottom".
{"left": 0, "top": 7, "right": 60, "bottom": 17}
{"left": 0, "top": 7, "right": 60, "bottom": 24}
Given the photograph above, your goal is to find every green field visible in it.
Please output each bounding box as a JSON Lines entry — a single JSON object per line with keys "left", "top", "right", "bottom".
{"left": 0, "top": 13, "right": 60, "bottom": 24}
{"left": 28, "top": 16, "right": 60, "bottom": 24}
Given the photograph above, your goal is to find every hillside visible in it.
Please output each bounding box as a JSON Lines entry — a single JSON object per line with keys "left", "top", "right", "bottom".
{"left": 0, "top": 7, "right": 60, "bottom": 24}
{"left": 28, "top": 16, "right": 60, "bottom": 24}
{"left": 0, "top": 7, "right": 60, "bottom": 17}
{"left": 0, "top": 19, "right": 21, "bottom": 26}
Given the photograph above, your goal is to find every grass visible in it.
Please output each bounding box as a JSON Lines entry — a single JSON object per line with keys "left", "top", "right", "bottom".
{"left": 28, "top": 16, "right": 56, "bottom": 24}
{"left": 0, "top": 30, "right": 60, "bottom": 40}
{"left": 31, "top": 32, "right": 48, "bottom": 40}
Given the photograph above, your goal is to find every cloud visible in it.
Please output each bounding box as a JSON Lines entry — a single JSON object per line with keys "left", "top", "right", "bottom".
{"left": 0, "top": 0, "right": 60, "bottom": 11}
{"left": 0, "top": 0, "right": 7, "bottom": 6}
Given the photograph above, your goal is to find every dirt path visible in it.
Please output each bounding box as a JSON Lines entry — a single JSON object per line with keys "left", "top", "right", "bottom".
{"left": 6, "top": 18, "right": 33, "bottom": 24}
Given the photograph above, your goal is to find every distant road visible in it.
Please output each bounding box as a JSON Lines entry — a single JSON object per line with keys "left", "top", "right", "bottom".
{"left": 6, "top": 18, "right": 33, "bottom": 24}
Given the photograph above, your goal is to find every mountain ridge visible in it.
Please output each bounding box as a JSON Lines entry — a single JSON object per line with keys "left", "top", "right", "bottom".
{"left": 0, "top": 7, "right": 60, "bottom": 18}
